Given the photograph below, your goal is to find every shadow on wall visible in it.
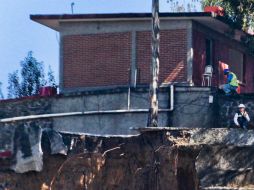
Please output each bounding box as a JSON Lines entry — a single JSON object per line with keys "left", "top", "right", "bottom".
{"left": 168, "top": 89, "right": 218, "bottom": 128}
{"left": 162, "top": 61, "right": 185, "bottom": 83}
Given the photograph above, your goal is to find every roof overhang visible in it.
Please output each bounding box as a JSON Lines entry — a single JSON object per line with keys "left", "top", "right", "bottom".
{"left": 30, "top": 12, "right": 248, "bottom": 39}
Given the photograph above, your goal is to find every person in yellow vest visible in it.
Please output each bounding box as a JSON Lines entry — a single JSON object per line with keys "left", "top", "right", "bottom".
{"left": 222, "top": 69, "right": 239, "bottom": 95}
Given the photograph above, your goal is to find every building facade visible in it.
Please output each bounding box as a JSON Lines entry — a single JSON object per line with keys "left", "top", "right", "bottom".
{"left": 31, "top": 12, "right": 254, "bottom": 93}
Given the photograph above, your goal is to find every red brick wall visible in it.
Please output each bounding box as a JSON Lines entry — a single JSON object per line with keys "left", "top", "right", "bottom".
{"left": 193, "top": 29, "right": 254, "bottom": 93}
{"left": 63, "top": 32, "right": 131, "bottom": 88}
{"left": 136, "top": 29, "right": 187, "bottom": 84}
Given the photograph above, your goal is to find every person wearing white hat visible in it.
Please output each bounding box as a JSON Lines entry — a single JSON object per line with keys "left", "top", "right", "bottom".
{"left": 234, "top": 104, "right": 250, "bottom": 129}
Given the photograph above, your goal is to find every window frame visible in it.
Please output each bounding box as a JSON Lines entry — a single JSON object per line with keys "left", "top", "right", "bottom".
{"left": 205, "top": 38, "right": 214, "bottom": 67}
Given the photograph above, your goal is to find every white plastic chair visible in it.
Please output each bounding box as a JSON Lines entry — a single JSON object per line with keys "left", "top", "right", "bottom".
{"left": 202, "top": 65, "right": 213, "bottom": 86}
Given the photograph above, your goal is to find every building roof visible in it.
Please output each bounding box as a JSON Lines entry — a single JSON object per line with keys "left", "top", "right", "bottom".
{"left": 30, "top": 12, "right": 247, "bottom": 40}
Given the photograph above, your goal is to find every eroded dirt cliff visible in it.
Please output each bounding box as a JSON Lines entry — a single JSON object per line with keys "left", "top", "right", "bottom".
{"left": 1, "top": 128, "right": 254, "bottom": 190}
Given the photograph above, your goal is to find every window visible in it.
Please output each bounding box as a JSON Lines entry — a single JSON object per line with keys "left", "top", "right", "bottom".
{"left": 206, "top": 39, "right": 213, "bottom": 66}
{"left": 228, "top": 49, "right": 244, "bottom": 83}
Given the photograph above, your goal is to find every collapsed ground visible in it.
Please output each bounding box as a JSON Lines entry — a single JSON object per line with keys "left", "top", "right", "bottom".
{"left": 1, "top": 127, "right": 254, "bottom": 190}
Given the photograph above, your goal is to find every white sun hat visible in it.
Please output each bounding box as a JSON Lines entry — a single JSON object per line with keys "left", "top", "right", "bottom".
{"left": 238, "top": 104, "right": 246, "bottom": 108}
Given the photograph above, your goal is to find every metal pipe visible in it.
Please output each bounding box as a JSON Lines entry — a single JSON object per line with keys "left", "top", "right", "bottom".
{"left": 169, "top": 85, "right": 174, "bottom": 111}
{"left": 134, "top": 69, "right": 137, "bottom": 88}
{"left": 0, "top": 109, "right": 173, "bottom": 123}
{"left": 128, "top": 87, "right": 131, "bottom": 110}
{"left": 71, "top": 2, "right": 75, "bottom": 14}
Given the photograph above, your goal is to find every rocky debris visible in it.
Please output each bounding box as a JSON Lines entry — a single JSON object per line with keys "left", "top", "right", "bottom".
{"left": 42, "top": 128, "right": 67, "bottom": 155}
{"left": 0, "top": 124, "right": 14, "bottom": 161}
{"left": 197, "top": 145, "right": 254, "bottom": 189}
{"left": 1, "top": 128, "right": 254, "bottom": 189}
{"left": 189, "top": 128, "right": 254, "bottom": 146}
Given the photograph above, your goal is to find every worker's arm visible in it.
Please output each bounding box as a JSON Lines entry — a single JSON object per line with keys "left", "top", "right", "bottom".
{"left": 227, "top": 73, "right": 233, "bottom": 83}
{"left": 234, "top": 113, "right": 240, "bottom": 126}
{"left": 244, "top": 112, "right": 250, "bottom": 122}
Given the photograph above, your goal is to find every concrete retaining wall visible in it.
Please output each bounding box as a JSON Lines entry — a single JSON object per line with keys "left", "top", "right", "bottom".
{"left": 0, "top": 87, "right": 213, "bottom": 135}
{"left": 169, "top": 88, "right": 217, "bottom": 128}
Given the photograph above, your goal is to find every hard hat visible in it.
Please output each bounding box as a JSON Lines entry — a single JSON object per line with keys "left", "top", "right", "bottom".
{"left": 238, "top": 104, "right": 245, "bottom": 108}
{"left": 223, "top": 69, "right": 229, "bottom": 75}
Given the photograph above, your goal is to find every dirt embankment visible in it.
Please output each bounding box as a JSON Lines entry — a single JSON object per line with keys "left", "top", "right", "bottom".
{"left": 0, "top": 130, "right": 200, "bottom": 190}
{"left": 1, "top": 128, "right": 254, "bottom": 190}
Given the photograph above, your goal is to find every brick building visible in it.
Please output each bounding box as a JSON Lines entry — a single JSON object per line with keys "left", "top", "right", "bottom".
{"left": 31, "top": 12, "right": 254, "bottom": 93}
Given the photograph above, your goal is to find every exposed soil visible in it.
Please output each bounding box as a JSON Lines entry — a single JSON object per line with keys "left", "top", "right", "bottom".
{"left": 0, "top": 130, "right": 200, "bottom": 190}
{"left": 1, "top": 129, "right": 254, "bottom": 190}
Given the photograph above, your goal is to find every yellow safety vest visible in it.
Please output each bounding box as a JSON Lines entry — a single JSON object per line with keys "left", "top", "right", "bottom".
{"left": 229, "top": 72, "right": 238, "bottom": 87}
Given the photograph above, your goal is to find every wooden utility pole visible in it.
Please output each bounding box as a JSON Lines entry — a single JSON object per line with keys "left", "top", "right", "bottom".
{"left": 147, "top": 0, "right": 160, "bottom": 127}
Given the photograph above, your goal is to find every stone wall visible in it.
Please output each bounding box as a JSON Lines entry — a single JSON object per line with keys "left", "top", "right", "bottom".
{"left": 0, "top": 97, "right": 52, "bottom": 119}
{"left": 218, "top": 94, "right": 254, "bottom": 128}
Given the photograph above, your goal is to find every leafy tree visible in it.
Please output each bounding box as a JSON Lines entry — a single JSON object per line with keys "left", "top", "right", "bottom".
{"left": 167, "top": 0, "right": 254, "bottom": 32}
{"left": 7, "top": 51, "right": 57, "bottom": 99}
{"left": 19, "top": 51, "right": 45, "bottom": 96}
{"left": 0, "top": 82, "right": 4, "bottom": 99}
{"left": 167, "top": 0, "right": 200, "bottom": 12}
{"left": 201, "top": 0, "right": 254, "bottom": 54}
{"left": 7, "top": 70, "right": 20, "bottom": 99}
{"left": 47, "top": 66, "right": 56, "bottom": 87}
{"left": 201, "top": 0, "right": 254, "bottom": 31}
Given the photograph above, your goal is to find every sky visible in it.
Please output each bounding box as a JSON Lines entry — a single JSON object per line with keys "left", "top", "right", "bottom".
{"left": 0, "top": 0, "right": 201, "bottom": 97}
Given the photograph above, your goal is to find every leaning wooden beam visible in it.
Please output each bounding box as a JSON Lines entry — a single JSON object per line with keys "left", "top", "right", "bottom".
{"left": 148, "top": 0, "right": 160, "bottom": 127}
